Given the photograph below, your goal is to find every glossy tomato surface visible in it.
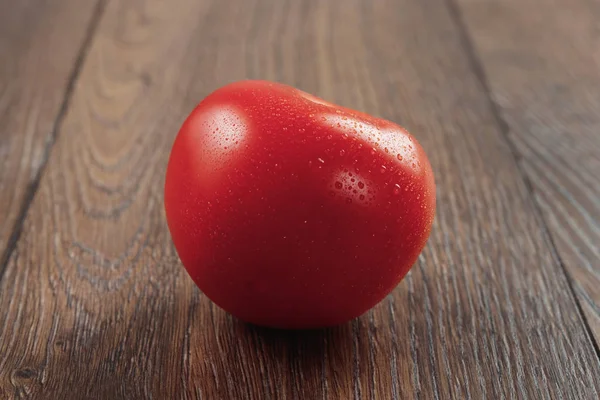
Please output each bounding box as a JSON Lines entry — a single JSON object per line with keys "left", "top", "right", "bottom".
{"left": 165, "top": 80, "right": 435, "bottom": 329}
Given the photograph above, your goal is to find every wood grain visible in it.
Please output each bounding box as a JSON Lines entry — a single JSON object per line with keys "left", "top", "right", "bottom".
{"left": 0, "top": 0, "right": 599, "bottom": 399}
{"left": 0, "top": 0, "right": 102, "bottom": 274}
{"left": 455, "top": 0, "right": 600, "bottom": 344}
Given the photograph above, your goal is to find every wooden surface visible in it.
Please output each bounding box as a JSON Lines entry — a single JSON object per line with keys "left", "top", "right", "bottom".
{"left": 0, "top": 0, "right": 599, "bottom": 398}
{"left": 0, "top": 0, "right": 101, "bottom": 273}
{"left": 457, "top": 0, "right": 600, "bottom": 344}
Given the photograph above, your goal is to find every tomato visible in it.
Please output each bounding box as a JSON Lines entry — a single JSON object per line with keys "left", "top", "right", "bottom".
{"left": 164, "top": 80, "right": 435, "bottom": 329}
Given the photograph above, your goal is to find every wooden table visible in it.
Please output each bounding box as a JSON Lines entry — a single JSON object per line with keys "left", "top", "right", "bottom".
{"left": 1, "top": 0, "right": 599, "bottom": 398}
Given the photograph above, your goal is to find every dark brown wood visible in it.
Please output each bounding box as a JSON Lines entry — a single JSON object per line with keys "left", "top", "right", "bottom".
{"left": 0, "top": 0, "right": 599, "bottom": 399}
{"left": 0, "top": 0, "right": 102, "bottom": 273}
{"left": 455, "top": 0, "right": 600, "bottom": 344}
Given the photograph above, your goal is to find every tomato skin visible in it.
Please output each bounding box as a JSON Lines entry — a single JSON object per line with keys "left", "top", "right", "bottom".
{"left": 165, "top": 80, "right": 435, "bottom": 329}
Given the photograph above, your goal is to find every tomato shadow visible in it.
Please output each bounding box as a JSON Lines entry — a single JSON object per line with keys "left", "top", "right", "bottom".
{"left": 188, "top": 300, "right": 357, "bottom": 399}
{"left": 173, "top": 274, "right": 427, "bottom": 399}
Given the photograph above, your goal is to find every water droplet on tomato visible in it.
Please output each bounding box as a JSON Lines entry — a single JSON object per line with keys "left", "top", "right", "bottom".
{"left": 358, "top": 182, "right": 365, "bottom": 189}
{"left": 339, "top": 149, "right": 346, "bottom": 156}
{"left": 393, "top": 184, "right": 401, "bottom": 195}
{"left": 335, "top": 181, "right": 343, "bottom": 189}
{"left": 346, "top": 198, "right": 352, "bottom": 204}
{"left": 318, "top": 158, "right": 325, "bottom": 164}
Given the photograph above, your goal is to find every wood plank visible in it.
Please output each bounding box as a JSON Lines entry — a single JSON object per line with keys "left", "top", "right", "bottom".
{"left": 456, "top": 0, "right": 600, "bottom": 343}
{"left": 0, "top": 0, "right": 102, "bottom": 273}
{"left": 0, "top": 0, "right": 599, "bottom": 398}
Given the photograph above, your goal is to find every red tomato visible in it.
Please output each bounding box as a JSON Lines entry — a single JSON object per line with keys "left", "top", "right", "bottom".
{"left": 165, "top": 81, "right": 435, "bottom": 329}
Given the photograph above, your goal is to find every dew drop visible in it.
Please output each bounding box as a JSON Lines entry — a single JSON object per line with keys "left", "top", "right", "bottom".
{"left": 351, "top": 178, "right": 356, "bottom": 182}
{"left": 359, "top": 194, "right": 365, "bottom": 200}
{"left": 339, "top": 149, "right": 346, "bottom": 156}
{"left": 397, "top": 154, "right": 403, "bottom": 161}
{"left": 358, "top": 182, "right": 365, "bottom": 189}
{"left": 318, "top": 158, "right": 325, "bottom": 164}
{"left": 380, "top": 165, "right": 387, "bottom": 173}
{"left": 393, "top": 184, "right": 401, "bottom": 195}
{"left": 335, "top": 181, "right": 343, "bottom": 189}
